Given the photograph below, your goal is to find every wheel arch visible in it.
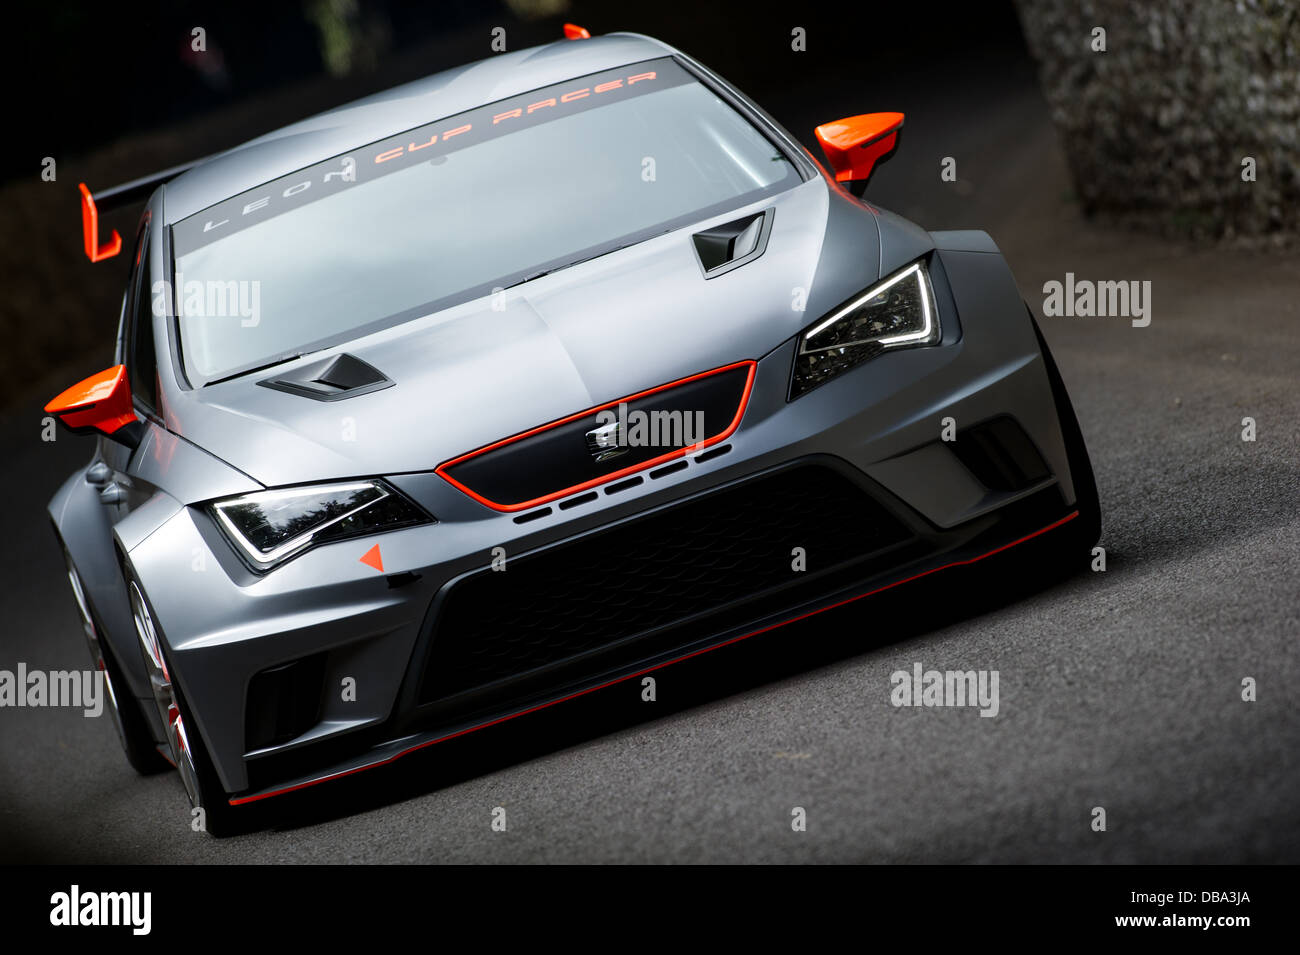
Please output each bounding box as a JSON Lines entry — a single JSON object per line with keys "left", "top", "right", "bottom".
{"left": 48, "top": 466, "right": 156, "bottom": 709}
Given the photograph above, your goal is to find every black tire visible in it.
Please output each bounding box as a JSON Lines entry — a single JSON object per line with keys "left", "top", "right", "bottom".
{"left": 98, "top": 622, "right": 172, "bottom": 775}
{"left": 159, "top": 643, "right": 243, "bottom": 837}
{"left": 58, "top": 540, "right": 169, "bottom": 775}
{"left": 124, "top": 567, "right": 244, "bottom": 836}
{"left": 1026, "top": 303, "right": 1102, "bottom": 563}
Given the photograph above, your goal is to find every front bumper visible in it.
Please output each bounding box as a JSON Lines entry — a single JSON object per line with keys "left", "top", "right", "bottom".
{"left": 124, "top": 248, "right": 1081, "bottom": 802}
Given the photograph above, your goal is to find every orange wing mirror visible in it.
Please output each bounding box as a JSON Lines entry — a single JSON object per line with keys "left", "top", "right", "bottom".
{"left": 45, "top": 365, "right": 142, "bottom": 448}
{"left": 814, "top": 112, "right": 904, "bottom": 196}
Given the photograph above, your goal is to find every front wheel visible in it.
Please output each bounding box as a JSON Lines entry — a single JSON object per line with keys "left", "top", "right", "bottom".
{"left": 62, "top": 548, "right": 168, "bottom": 775}
{"left": 127, "top": 577, "right": 241, "bottom": 835}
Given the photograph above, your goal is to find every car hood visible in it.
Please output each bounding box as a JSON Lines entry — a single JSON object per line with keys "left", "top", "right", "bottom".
{"left": 163, "top": 179, "right": 884, "bottom": 490}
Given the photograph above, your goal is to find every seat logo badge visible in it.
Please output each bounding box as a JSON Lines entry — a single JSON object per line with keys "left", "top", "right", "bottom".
{"left": 585, "top": 420, "right": 628, "bottom": 462}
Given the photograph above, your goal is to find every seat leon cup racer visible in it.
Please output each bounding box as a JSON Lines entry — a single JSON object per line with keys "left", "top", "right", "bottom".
{"left": 48, "top": 27, "right": 1099, "bottom": 831}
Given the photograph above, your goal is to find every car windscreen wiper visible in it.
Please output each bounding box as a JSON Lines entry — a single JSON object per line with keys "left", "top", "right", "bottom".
{"left": 499, "top": 238, "right": 650, "bottom": 291}
{"left": 204, "top": 351, "right": 314, "bottom": 386}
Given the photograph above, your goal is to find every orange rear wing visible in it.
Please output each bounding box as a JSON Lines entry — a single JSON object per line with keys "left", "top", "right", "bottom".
{"left": 78, "top": 157, "right": 207, "bottom": 262}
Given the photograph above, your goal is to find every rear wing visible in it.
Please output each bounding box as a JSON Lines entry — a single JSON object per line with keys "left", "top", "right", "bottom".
{"left": 79, "top": 158, "right": 207, "bottom": 262}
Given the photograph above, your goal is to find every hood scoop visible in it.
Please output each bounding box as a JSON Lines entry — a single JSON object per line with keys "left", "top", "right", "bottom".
{"left": 257, "top": 353, "right": 393, "bottom": 402}
{"left": 691, "top": 209, "right": 773, "bottom": 278}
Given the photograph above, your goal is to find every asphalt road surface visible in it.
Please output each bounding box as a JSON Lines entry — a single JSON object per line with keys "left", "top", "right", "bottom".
{"left": 2, "top": 48, "right": 1297, "bottom": 864}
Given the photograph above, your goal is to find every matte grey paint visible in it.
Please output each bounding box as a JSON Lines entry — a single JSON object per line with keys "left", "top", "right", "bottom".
{"left": 930, "top": 229, "right": 1003, "bottom": 254}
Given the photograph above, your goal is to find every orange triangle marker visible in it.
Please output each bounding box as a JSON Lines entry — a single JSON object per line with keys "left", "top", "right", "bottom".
{"left": 359, "top": 543, "right": 384, "bottom": 572}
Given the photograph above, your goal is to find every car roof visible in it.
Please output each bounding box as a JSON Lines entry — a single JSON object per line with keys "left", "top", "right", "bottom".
{"left": 162, "top": 33, "right": 675, "bottom": 224}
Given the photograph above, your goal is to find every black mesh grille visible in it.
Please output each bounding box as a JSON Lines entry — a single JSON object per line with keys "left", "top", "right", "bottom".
{"left": 418, "top": 464, "right": 911, "bottom": 705}
{"left": 439, "top": 363, "right": 752, "bottom": 509}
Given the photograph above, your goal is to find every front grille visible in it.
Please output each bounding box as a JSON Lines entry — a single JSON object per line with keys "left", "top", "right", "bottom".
{"left": 417, "top": 464, "right": 911, "bottom": 705}
{"left": 437, "top": 361, "right": 753, "bottom": 510}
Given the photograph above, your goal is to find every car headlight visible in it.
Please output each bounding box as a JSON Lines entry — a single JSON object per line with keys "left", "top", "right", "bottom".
{"left": 790, "top": 260, "right": 939, "bottom": 399}
{"left": 209, "top": 479, "right": 433, "bottom": 571}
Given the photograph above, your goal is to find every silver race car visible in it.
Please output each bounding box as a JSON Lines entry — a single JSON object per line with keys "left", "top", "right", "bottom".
{"left": 48, "top": 26, "right": 1099, "bottom": 831}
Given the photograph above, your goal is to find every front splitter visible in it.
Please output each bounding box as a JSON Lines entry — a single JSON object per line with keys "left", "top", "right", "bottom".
{"left": 228, "top": 508, "right": 1078, "bottom": 806}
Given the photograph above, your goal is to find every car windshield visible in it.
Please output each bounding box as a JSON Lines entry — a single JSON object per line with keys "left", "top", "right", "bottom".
{"left": 171, "top": 56, "right": 800, "bottom": 383}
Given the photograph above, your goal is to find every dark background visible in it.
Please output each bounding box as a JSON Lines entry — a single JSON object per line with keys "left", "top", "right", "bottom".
{"left": 11, "top": 1, "right": 1028, "bottom": 183}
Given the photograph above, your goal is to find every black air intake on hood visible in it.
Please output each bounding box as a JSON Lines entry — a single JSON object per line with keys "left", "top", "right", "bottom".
{"left": 257, "top": 353, "right": 394, "bottom": 401}
{"left": 692, "top": 209, "right": 772, "bottom": 277}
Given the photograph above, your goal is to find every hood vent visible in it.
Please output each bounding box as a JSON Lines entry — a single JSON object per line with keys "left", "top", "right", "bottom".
{"left": 692, "top": 209, "right": 773, "bottom": 278}
{"left": 257, "top": 353, "right": 393, "bottom": 402}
